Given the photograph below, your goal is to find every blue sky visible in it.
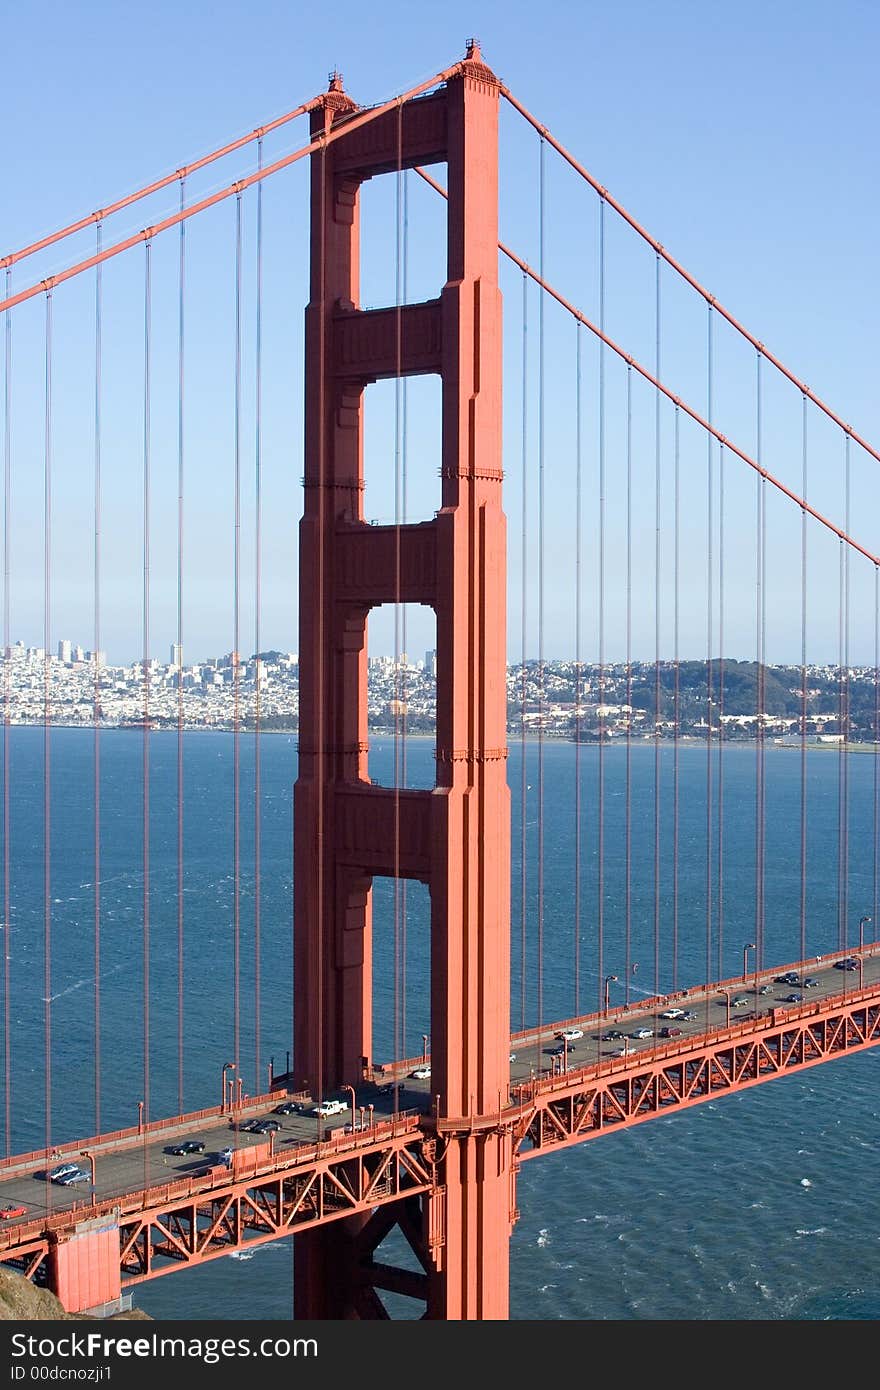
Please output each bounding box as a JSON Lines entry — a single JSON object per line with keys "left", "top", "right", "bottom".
{"left": 2, "top": 0, "right": 879, "bottom": 666}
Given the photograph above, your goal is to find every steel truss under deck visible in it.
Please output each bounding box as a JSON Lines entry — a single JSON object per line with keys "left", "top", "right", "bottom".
{"left": 510, "top": 993, "right": 880, "bottom": 1158}
{"left": 1, "top": 988, "right": 878, "bottom": 1305}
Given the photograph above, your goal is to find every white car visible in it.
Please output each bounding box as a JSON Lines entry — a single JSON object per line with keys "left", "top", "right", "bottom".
{"left": 555, "top": 1028, "right": 584, "bottom": 1041}
{"left": 659, "top": 1007, "right": 685, "bottom": 1020}
{"left": 311, "top": 1099, "right": 347, "bottom": 1117}
{"left": 409, "top": 1066, "right": 431, "bottom": 1080}
{"left": 629, "top": 1027, "right": 653, "bottom": 1040}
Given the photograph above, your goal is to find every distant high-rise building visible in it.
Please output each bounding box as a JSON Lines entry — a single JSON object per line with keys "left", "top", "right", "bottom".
{"left": 72, "top": 645, "right": 85, "bottom": 662}
{"left": 169, "top": 643, "right": 183, "bottom": 668}
{"left": 425, "top": 648, "right": 437, "bottom": 677}
{"left": 58, "top": 639, "right": 71, "bottom": 663}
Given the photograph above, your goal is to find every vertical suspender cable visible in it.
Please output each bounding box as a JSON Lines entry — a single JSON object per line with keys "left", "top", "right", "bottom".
{"left": 704, "top": 307, "right": 713, "bottom": 989}
{"left": 253, "top": 139, "right": 263, "bottom": 1090}
{"left": 574, "top": 322, "right": 582, "bottom": 1013}
{"left": 392, "top": 108, "right": 405, "bottom": 1061}
{"left": 43, "top": 289, "right": 53, "bottom": 1164}
{"left": 717, "top": 442, "right": 726, "bottom": 978}
{"left": 233, "top": 193, "right": 243, "bottom": 1080}
{"left": 672, "top": 402, "right": 680, "bottom": 990}
{"left": 755, "top": 351, "right": 765, "bottom": 966}
{"left": 3, "top": 269, "right": 11, "bottom": 1154}
{"left": 874, "top": 565, "right": 879, "bottom": 930}
{"left": 142, "top": 242, "right": 152, "bottom": 1129}
{"left": 393, "top": 102, "right": 403, "bottom": 1074}
{"left": 597, "top": 195, "right": 606, "bottom": 1013}
{"left": 799, "top": 394, "right": 808, "bottom": 963}
{"left": 625, "top": 365, "right": 633, "bottom": 1003}
{"left": 839, "top": 435, "right": 851, "bottom": 947}
{"left": 400, "top": 164, "right": 409, "bottom": 1056}
{"left": 519, "top": 270, "right": 528, "bottom": 1030}
{"left": 653, "top": 252, "right": 661, "bottom": 999}
{"left": 176, "top": 177, "right": 186, "bottom": 1114}
{"left": 837, "top": 516, "right": 845, "bottom": 949}
{"left": 537, "top": 136, "right": 545, "bottom": 1033}
{"left": 93, "top": 223, "right": 103, "bottom": 1133}
{"left": 313, "top": 139, "right": 327, "bottom": 1119}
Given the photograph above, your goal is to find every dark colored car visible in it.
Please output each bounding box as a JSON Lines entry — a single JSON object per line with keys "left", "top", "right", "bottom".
{"left": 600, "top": 1029, "right": 625, "bottom": 1040}
{"left": 784, "top": 992, "right": 804, "bottom": 1003}
{"left": 168, "top": 1140, "right": 206, "bottom": 1156}
{"left": 273, "top": 1101, "right": 301, "bottom": 1115}
{"left": 548, "top": 1044, "right": 575, "bottom": 1056}
{"left": 802, "top": 977, "right": 820, "bottom": 989}
{"left": 834, "top": 958, "right": 858, "bottom": 971}
{"left": 774, "top": 973, "right": 800, "bottom": 985}
{"left": 659, "top": 1026, "right": 682, "bottom": 1038}
{"left": 252, "top": 1119, "right": 281, "bottom": 1134}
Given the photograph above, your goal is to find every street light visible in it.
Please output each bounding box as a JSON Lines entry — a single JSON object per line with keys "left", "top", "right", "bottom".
{"left": 604, "top": 975, "right": 618, "bottom": 1013}
{"left": 137, "top": 1100, "right": 144, "bottom": 1134}
{"left": 859, "top": 915, "right": 872, "bottom": 987}
{"left": 342, "top": 1083, "right": 356, "bottom": 1122}
{"left": 719, "top": 987, "right": 732, "bottom": 1027}
{"left": 743, "top": 943, "right": 756, "bottom": 982}
{"left": 79, "top": 1150, "right": 96, "bottom": 1205}
{"left": 421, "top": 1034, "right": 429, "bottom": 1064}
{"left": 221, "top": 1062, "right": 235, "bottom": 1112}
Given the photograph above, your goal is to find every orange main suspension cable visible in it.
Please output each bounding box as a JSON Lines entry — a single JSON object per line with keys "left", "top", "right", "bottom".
{"left": 412, "top": 165, "right": 880, "bottom": 572}
{"left": 0, "top": 98, "right": 322, "bottom": 272}
{"left": 499, "top": 85, "right": 880, "bottom": 473}
{"left": 0, "top": 62, "right": 464, "bottom": 318}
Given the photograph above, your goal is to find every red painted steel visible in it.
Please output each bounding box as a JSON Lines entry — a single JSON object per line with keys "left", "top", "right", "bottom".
{"left": 293, "top": 40, "right": 511, "bottom": 1320}
{"left": 51, "top": 1217, "right": 121, "bottom": 1315}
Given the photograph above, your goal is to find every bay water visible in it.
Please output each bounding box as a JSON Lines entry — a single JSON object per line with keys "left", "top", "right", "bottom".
{"left": 1, "top": 728, "right": 878, "bottom": 1320}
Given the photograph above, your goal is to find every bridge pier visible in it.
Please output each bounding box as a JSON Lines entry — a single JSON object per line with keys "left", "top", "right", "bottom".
{"left": 293, "top": 43, "right": 512, "bottom": 1319}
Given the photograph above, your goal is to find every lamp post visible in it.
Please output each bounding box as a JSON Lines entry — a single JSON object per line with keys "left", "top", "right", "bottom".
{"left": 719, "top": 987, "right": 731, "bottom": 1027}
{"left": 342, "top": 1084, "right": 356, "bottom": 1122}
{"left": 137, "top": 1100, "right": 144, "bottom": 1135}
{"left": 859, "top": 915, "right": 872, "bottom": 988}
{"left": 79, "top": 1150, "right": 96, "bottom": 1206}
{"left": 604, "top": 974, "right": 618, "bottom": 1014}
{"left": 421, "top": 1034, "right": 429, "bottom": 1064}
{"left": 743, "top": 942, "right": 756, "bottom": 982}
{"left": 367, "top": 1104, "right": 374, "bottom": 1130}
{"left": 221, "top": 1062, "right": 235, "bottom": 1112}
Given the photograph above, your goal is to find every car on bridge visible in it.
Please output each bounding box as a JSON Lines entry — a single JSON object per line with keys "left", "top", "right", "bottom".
{"left": 834, "top": 958, "right": 858, "bottom": 971}
{"left": 0, "top": 1201, "right": 27, "bottom": 1219}
{"left": 783, "top": 992, "right": 804, "bottom": 1003}
{"left": 801, "top": 977, "right": 821, "bottom": 989}
{"left": 658, "top": 1026, "right": 682, "bottom": 1038}
{"left": 56, "top": 1167, "right": 90, "bottom": 1186}
{"left": 629, "top": 1028, "right": 653, "bottom": 1039}
{"left": 250, "top": 1119, "right": 281, "bottom": 1134}
{"left": 775, "top": 972, "right": 801, "bottom": 985}
{"left": 167, "top": 1140, "right": 206, "bottom": 1156}
{"left": 731, "top": 996, "right": 750, "bottom": 1008}
{"left": 555, "top": 1028, "right": 584, "bottom": 1041}
{"left": 410, "top": 1066, "right": 432, "bottom": 1079}
{"left": 273, "top": 1101, "right": 302, "bottom": 1115}
{"left": 311, "top": 1099, "right": 347, "bottom": 1117}
{"left": 597, "top": 1029, "right": 625, "bottom": 1040}
{"left": 659, "top": 1008, "right": 685, "bottom": 1020}
{"left": 46, "top": 1162, "right": 80, "bottom": 1184}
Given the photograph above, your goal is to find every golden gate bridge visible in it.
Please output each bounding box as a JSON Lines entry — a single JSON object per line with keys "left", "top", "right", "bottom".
{"left": 0, "top": 40, "right": 878, "bottom": 1319}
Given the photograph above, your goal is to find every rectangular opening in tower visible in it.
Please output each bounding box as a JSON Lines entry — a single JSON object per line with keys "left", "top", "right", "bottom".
{"left": 366, "top": 604, "right": 436, "bottom": 789}
{"left": 369, "top": 874, "right": 431, "bottom": 1075}
{"left": 357, "top": 167, "right": 447, "bottom": 313}
{"left": 363, "top": 375, "right": 442, "bottom": 525}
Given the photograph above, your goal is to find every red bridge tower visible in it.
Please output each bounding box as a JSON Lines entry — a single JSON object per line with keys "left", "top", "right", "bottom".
{"left": 293, "top": 42, "right": 513, "bottom": 1319}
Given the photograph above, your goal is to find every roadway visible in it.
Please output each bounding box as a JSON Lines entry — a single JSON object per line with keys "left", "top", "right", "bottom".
{"left": 0, "top": 946, "right": 876, "bottom": 1230}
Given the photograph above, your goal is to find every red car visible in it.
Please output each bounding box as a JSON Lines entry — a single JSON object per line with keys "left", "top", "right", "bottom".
{"left": 0, "top": 1201, "right": 27, "bottom": 1219}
